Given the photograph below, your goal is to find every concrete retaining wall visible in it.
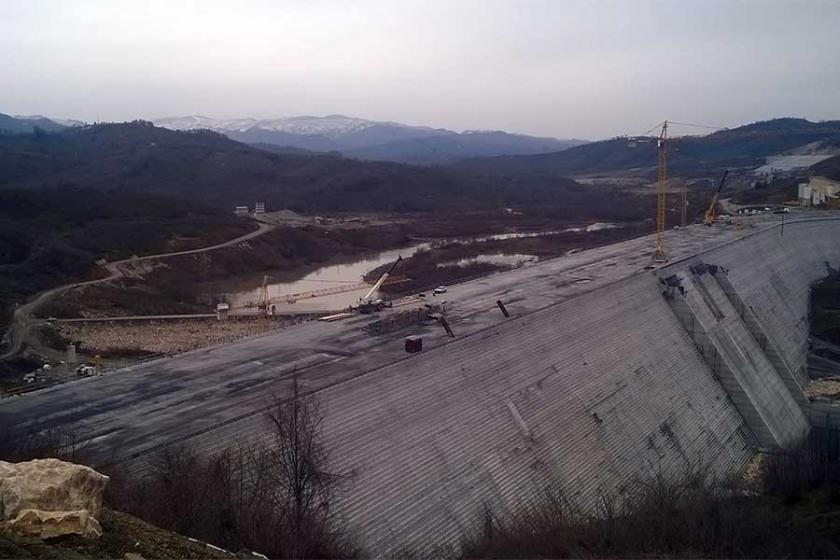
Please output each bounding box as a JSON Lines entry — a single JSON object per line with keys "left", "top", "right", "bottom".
{"left": 659, "top": 263, "right": 808, "bottom": 447}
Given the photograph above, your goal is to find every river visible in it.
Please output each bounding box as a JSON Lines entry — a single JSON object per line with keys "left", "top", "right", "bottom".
{"left": 228, "top": 224, "right": 619, "bottom": 313}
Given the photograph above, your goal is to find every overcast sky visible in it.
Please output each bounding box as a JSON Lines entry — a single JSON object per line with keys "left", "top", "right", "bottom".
{"left": 2, "top": 0, "right": 838, "bottom": 139}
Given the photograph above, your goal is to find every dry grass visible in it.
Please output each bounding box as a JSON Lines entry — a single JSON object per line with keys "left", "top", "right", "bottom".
{"left": 458, "top": 432, "right": 840, "bottom": 559}
{"left": 0, "top": 509, "right": 237, "bottom": 560}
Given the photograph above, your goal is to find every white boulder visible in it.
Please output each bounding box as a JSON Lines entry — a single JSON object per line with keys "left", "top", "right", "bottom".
{"left": 0, "top": 458, "right": 109, "bottom": 539}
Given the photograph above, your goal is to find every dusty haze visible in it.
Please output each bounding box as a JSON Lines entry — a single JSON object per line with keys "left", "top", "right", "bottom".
{"left": 2, "top": 0, "right": 839, "bottom": 139}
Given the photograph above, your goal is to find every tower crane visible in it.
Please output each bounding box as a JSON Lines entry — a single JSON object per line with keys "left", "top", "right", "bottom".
{"left": 630, "top": 120, "right": 724, "bottom": 265}
{"left": 652, "top": 121, "right": 669, "bottom": 262}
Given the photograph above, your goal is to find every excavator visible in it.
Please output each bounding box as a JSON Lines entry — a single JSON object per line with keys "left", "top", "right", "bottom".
{"left": 356, "top": 256, "right": 402, "bottom": 314}
{"left": 704, "top": 170, "right": 730, "bottom": 226}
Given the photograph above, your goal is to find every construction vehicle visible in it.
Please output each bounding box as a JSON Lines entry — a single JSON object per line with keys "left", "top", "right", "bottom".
{"left": 704, "top": 170, "right": 730, "bottom": 226}
{"left": 356, "top": 256, "right": 402, "bottom": 314}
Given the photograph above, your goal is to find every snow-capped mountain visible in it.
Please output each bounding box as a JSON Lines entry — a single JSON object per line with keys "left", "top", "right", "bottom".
{"left": 155, "top": 114, "right": 439, "bottom": 138}
{"left": 152, "top": 114, "right": 586, "bottom": 164}
{"left": 154, "top": 115, "right": 261, "bottom": 133}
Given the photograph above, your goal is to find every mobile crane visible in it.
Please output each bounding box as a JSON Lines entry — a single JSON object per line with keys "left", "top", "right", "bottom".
{"left": 356, "top": 256, "right": 402, "bottom": 314}
{"left": 703, "top": 170, "right": 730, "bottom": 226}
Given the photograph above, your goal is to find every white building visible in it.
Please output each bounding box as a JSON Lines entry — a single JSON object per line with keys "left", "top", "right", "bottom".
{"left": 234, "top": 205, "right": 250, "bottom": 216}
{"left": 798, "top": 176, "right": 840, "bottom": 207}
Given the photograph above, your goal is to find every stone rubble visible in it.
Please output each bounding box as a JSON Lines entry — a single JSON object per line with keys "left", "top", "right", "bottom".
{"left": 806, "top": 377, "right": 840, "bottom": 400}
{"left": 58, "top": 317, "right": 307, "bottom": 356}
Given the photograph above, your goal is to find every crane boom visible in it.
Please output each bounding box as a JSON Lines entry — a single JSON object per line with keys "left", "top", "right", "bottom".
{"left": 704, "top": 170, "right": 730, "bottom": 226}
{"left": 363, "top": 256, "right": 402, "bottom": 301}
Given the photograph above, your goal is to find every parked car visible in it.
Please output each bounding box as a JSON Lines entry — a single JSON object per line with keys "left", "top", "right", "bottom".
{"left": 433, "top": 286, "right": 448, "bottom": 295}
{"left": 76, "top": 364, "right": 97, "bottom": 377}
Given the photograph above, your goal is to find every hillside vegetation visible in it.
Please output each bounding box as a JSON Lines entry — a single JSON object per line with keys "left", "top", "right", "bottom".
{"left": 0, "top": 121, "right": 590, "bottom": 213}
{"left": 456, "top": 118, "right": 840, "bottom": 177}
{"left": 0, "top": 186, "right": 252, "bottom": 333}
{"left": 811, "top": 154, "right": 840, "bottom": 181}
{"left": 0, "top": 509, "right": 238, "bottom": 560}
{"left": 0, "top": 113, "right": 65, "bottom": 135}
{"left": 0, "top": 122, "right": 660, "bottom": 344}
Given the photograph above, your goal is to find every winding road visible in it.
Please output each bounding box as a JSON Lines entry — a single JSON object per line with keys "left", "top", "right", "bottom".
{"left": 0, "top": 221, "right": 275, "bottom": 361}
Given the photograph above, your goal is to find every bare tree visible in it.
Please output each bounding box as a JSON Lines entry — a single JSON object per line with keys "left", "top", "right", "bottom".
{"left": 0, "top": 425, "right": 87, "bottom": 463}
{"left": 102, "top": 378, "right": 357, "bottom": 558}
{"left": 264, "top": 376, "right": 350, "bottom": 558}
{"left": 211, "top": 442, "right": 282, "bottom": 553}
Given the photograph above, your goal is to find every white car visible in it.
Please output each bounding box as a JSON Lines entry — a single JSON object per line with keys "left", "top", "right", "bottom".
{"left": 433, "top": 286, "right": 448, "bottom": 295}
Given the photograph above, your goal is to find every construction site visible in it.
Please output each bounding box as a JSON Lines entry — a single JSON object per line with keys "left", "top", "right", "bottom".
{"left": 4, "top": 203, "right": 840, "bottom": 550}
{"left": 3, "top": 121, "right": 840, "bottom": 554}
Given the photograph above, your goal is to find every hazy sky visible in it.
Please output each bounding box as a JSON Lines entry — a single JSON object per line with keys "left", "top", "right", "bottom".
{"left": 2, "top": 0, "right": 838, "bottom": 139}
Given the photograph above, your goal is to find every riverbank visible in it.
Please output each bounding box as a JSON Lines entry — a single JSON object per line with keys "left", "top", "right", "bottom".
{"left": 39, "top": 220, "right": 654, "bottom": 325}
{"left": 0, "top": 187, "right": 256, "bottom": 345}
{"left": 38, "top": 216, "right": 641, "bottom": 320}
{"left": 369, "top": 222, "right": 649, "bottom": 295}
{"left": 35, "top": 224, "right": 414, "bottom": 320}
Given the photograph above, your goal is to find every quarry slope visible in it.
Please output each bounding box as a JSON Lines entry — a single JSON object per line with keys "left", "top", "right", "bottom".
{"left": 2, "top": 212, "right": 838, "bottom": 553}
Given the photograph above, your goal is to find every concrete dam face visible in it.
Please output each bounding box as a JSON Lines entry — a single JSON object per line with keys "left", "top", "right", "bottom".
{"left": 308, "top": 219, "right": 833, "bottom": 553}
{"left": 7, "top": 218, "right": 833, "bottom": 554}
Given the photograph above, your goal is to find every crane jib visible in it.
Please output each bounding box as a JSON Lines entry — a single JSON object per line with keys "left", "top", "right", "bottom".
{"left": 363, "top": 256, "right": 403, "bottom": 301}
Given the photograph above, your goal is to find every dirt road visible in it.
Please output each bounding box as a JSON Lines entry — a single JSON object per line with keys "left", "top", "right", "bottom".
{"left": 0, "top": 221, "right": 275, "bottom": 361}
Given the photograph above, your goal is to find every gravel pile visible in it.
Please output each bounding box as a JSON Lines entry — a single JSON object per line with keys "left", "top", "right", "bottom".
{"left": 57, "top": 317, "right": 305, "bottom": 356}
{"left": 806, "top": 377, "right": 840, "bottom": 400}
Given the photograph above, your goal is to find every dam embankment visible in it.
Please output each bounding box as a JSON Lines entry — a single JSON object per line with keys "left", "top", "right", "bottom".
{"left": 5, "top": 217, "right": 840, "bottom": 554}
{"left": 108, "top": 218, "right": 838, "bottom": 554}
{"left": 308, "top": 217, "right": 838, "bottom": 553}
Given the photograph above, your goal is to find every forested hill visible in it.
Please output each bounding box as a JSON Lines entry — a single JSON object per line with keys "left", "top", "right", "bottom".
{"left": 811, "top": 154, "right": 840, "bottom": 181}
{"left": 455, "top": 118, "right": 840, "bottom": 177}
{"left": 0, "top": 121, "right": 591, "bottom": 214}
{"left": 0, "top": 113, "right": 65, "bottom": 135}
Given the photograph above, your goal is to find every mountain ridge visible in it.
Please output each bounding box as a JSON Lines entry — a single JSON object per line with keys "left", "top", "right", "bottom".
{"left": 0, "top": 120, "right": 594, "bottom": 214}
{"left": 0, "top": 113, "right": 66, "bottom": 135}
{"left": 152, "top": 114, "right": 585, "bottom": 164}
{"left": 454, "top": 118, "right": 840, "bottom": 177}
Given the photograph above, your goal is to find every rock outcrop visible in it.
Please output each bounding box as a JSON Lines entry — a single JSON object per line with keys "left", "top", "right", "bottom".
{"left": 2, "top": 508, "right": 103, "bottom": 539}
{"left": 0, "top": 458, "right": 109, "bottom": 539}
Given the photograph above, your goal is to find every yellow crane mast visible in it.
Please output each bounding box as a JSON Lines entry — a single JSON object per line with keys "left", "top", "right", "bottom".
{"left": 652, "top": 121, "right": 669, "bottom": 263}
{"left": 631, "top": 119, "right": 723, "bottom": 264}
